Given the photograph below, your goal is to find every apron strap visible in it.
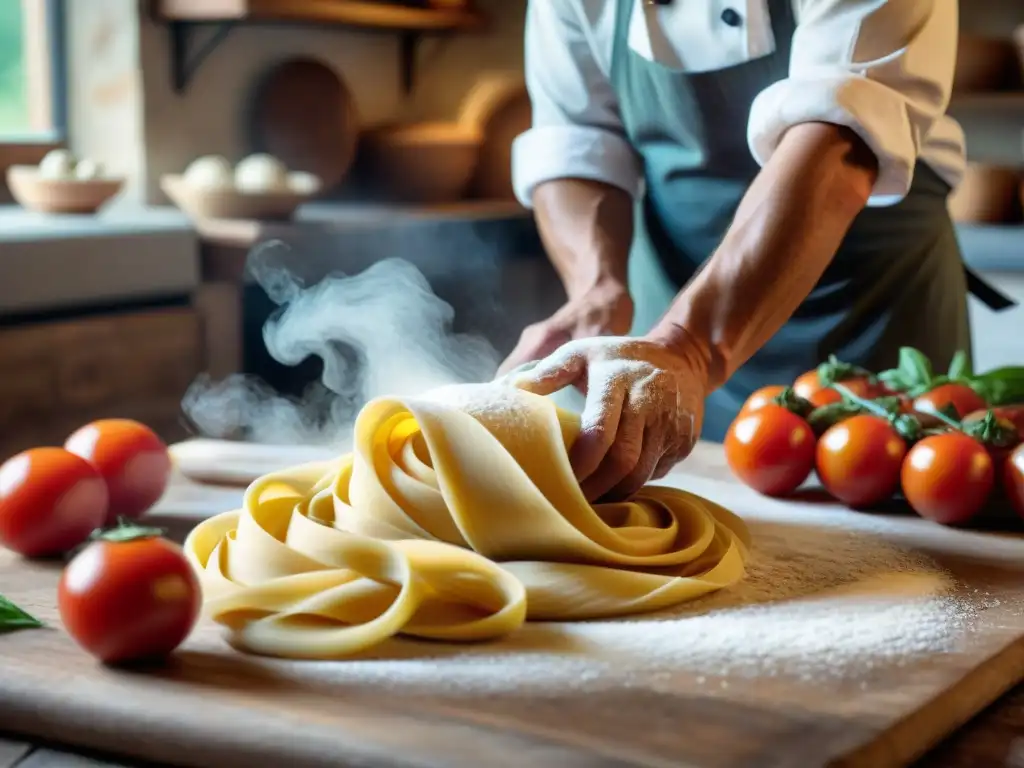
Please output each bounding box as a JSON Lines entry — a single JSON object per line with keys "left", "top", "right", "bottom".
{"left": 964, "top": 266, "right": 1017, "bottom": 312}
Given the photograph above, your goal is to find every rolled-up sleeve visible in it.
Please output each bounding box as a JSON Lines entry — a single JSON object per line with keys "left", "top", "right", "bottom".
{"left": 747, "top": 0, "right": 957, "bottom": 207}
{"left": 512, "top": 1, "right": 643, "bottom": 208}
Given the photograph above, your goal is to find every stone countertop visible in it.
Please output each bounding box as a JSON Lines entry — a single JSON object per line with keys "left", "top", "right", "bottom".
{"left": 956, "top": 224, "right": 1024, "bottom": 273}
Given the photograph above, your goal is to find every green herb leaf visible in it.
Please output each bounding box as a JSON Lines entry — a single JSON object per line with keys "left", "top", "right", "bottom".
{"left": 970, "top": 366, "right": 1024, "bottom": 406}
{"left": 947, "top": 350, "right": 972, "bottom": 381}
{"left": 0, "top": 595, "right": 44, "bottom": 633}
{"left": 899, "top": 347, "right": 934, "bottom": 386}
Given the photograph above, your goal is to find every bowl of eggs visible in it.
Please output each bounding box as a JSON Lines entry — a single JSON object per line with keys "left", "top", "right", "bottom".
{"left": 160, "top": 154, "right": 321, "bottom": 222}
{"left": 6, "top": 149, "right": 124, "bottom": 214}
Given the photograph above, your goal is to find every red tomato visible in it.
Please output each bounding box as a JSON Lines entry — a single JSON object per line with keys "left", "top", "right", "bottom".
{"left": 58, "top": 534, "right": 201, "bottom": 664}
{"left": 815, "top": 415, "right": 906, "bottom": 508}
{"left": 901, "top": 433, "right": 994, "bottom": 525}
{"left": 0, "top": 448, "right": 108, "bottom": 557}
{"left": 725, "top": 405, "right": 816, "bottom": 496}
{"left": 913, "top": 383, "right": 987, "bottom": 419}
{"left": 1005, "top": 444, "right": 1024, "bottom": 519}
{"left": 65, "top": 419, "right": 171, "bottom": 523}
{"left": 740, "top": 385, "right": 788, "bottom": 415}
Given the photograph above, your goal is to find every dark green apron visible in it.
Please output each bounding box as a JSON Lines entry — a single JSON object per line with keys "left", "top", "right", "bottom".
{"left": 612, "top": 0, "right": 1009, "bottom": 442}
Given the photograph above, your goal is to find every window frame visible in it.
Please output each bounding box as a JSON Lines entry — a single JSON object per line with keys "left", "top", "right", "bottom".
{"left": 0, "top": 0, "right": 67, "bottom": 169}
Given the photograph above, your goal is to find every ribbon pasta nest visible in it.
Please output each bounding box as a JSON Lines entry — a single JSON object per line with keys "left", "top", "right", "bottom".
{"left": 184, "top": 384, "right": 750, "bottom": 659}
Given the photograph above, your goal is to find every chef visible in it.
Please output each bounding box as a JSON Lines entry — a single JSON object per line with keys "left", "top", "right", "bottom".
{"left": 499, "top": 0, "right": 1014, "bottom": 501}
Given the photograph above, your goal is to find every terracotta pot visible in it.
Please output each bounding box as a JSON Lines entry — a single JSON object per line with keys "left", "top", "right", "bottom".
{"left": 359, "top": 122, "right": 482, "bottom": 204}
{"left": 6, "top": 165, "right": 124, "bottom": 214}
{"left": 954, "top": 35, "right": 1017, "bottom": 93}
{"left": 947, "top": 164, "right": 1021, "bottom": 224}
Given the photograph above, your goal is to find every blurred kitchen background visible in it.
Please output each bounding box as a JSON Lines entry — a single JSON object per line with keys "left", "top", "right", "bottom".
{"left": 0, "top": 0, "right": 1022, "bottom": 458}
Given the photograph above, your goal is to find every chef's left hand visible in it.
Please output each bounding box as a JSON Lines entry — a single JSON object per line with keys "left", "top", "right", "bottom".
{"left": 505, "top": 336, "right": 707, "bottom": 501}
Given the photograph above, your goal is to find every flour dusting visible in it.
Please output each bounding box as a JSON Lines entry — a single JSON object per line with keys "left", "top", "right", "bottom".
{"left": 257, "top": 516, "right": 972, "bottom": 696}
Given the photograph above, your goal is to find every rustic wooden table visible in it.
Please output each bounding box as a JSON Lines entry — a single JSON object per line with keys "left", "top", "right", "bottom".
{"left": 3, "top": 682, "right": 1023, "bottom": 767}
{"left": 3, "top": 439, "right": 1024, "bottom": 768}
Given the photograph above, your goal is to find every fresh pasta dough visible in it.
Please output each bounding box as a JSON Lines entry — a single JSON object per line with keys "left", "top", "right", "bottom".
{"left": 183, "top": 384, "right": 750, "bottom": 659}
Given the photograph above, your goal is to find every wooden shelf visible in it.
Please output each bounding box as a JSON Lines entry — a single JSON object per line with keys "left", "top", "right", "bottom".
{"left": 155, "top": 0, "right": 485, "bottom": 32}
{"left": 153, "top": 0, "right": 487, "bottom": 95}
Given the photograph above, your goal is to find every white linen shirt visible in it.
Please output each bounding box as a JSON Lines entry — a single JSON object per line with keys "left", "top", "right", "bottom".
{"left": 512, "top": 0, "right": 966, "bottom": 209}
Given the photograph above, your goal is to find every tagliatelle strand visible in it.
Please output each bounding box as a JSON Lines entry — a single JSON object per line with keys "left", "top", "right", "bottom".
{"left": 183, "top": 384, "right": 750, "bottom": 659}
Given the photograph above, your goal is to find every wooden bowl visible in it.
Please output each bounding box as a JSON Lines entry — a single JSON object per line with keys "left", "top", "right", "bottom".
{"left": 458, "top": 73, "right": 531, "bottom": 201}
{"left": 1014, "top": 26, "right": 1024, "bottom": 80}
{"left": 948, "top": 164, "right": 1021, "bottom": 224}
{"left": 160, "top": 174, "right": 308, "bottom": 221}
{"left": 359, "top": 122, "right": 482, "bottom": 204}
{"left": 6, "top": 165, "right": 124, "bottom": 214}
{"left": 954, "top": 35, "right": 1018, "bottom": 93}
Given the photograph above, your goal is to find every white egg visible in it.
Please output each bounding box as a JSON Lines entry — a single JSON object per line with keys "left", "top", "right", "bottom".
{"left": 73, "top": 158, "right": 104, "bottom": 180}
{"left": 183, "top": 155, "right": 233, "bottom": 190}
{"left": 286, "top": 171, "right": 321, "bottom": 195}
{"left": 38, "top": 148, "right": 77, "bottom": 179}
{"left": 234, "top": 153, "right": 289, "bottom": 194}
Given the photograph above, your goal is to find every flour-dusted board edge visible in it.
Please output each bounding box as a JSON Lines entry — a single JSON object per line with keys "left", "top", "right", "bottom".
{"left": 2, "top": 441, "right": 1024, "bottom": 767}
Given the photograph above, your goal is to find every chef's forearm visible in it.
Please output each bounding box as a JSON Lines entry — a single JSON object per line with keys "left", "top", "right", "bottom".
{"left": 649, "top": 123, "right": 880, "bottom": 390}
{"left": 532, "top": 178, "right": 634, "bottom": 298}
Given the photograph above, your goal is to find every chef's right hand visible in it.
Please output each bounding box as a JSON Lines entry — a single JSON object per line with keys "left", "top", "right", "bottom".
{"left": 497, "top": 279, "right": 634, "bottom": 376}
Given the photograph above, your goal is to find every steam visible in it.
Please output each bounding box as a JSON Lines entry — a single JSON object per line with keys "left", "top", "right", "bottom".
{"left": 181, "top": 242, "right": 501, "bottom": 446}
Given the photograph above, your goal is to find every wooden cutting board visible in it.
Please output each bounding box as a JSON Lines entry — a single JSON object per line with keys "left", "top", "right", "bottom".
{"left": 3, "top": 440, "right": 1024, "bottom": 768}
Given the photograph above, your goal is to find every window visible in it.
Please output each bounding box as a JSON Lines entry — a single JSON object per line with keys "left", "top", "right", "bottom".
{"left": 0, "top": 0, "right": 65, "bottom": 160}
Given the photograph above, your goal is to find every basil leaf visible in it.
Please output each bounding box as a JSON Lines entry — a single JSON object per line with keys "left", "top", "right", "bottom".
{"left": 898, "top": 347, "right": 934, "bottom": 388}
{"left": 947, "top": 350, "right": 971, "bottom": 381}
{"left": 0, "top": 594, "right": 44, "bottom": 633}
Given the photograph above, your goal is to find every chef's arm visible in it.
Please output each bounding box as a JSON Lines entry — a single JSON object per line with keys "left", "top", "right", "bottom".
{"left": 513, "top": 0, "right": 642, "bottom": 298}
{"left": 648, "top": 123, "right": 877, "bottom": 389}
{"left": 531, "top": 179, "right": 633, "bottom": 297}
{"left": 649, "top": 0, "right": 957, "bottom": 389}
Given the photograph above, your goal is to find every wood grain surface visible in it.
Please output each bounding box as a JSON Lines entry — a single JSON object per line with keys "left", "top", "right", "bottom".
{"left": 3, "top": 441, "right": 1024, "bottom": 768}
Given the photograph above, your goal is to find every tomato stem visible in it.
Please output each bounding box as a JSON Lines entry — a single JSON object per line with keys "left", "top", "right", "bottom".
{"left": 833, "top": 383, "right": 923, "bottom": 443}
{"left": 89, "top": 517, "right": 168, "bottom": 544}
{"left": 816, "top": 354, "right": 874, "bottom": 388}
{"left": 771, "top": 387, "right": 815, "bottom": 418}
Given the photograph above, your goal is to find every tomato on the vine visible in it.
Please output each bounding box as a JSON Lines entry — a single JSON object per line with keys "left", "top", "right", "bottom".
{"left": 913, "top": 383, "right": 987, "bottom": 419}
{"left": 815, "top": 414, "right": 906, "bottom": 508}
{"left": 739, "top": 385, "right": 788, "bottom": 415}
{"left": 964, "top": 406, "right": 1024, "bottom": 440}
{"left": 725, "top": 405, "right": 816, "bottom": 496}
{"left": 793, "top": 373, "right": 883, "bottom": 408}
{"left": 901, "top": 433, "right": 994, "bottom": 525}
{"left": 1005, "top": 444, "right": 1024, "bottom": 519}
{"left": 65, "top": 419, "right": 172, "bottom": 523}
{"left": 58, "top": 527, "right": 201, "bottom": 664}
{"left": 0, "top": 448, "right": 108, "bottom": 557}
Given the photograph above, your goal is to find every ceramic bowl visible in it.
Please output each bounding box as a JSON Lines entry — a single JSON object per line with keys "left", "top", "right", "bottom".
{"left": 160, "top": 174, "right": 309, "bottom": 221}
{"left": 358, "top": 122, "right": 482, "bottom": 205}
{"left": 6, "top": 165, "right": 124, "bottom": 214}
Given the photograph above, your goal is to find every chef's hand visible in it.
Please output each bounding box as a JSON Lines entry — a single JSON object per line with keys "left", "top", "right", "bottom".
{"left": 507, "top": 336, "right": 707, "bottom": 501}
{"left": 496, "top": 279, "right": 634, "bottom": 376}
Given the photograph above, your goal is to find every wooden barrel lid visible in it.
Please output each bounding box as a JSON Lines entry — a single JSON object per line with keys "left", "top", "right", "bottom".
{"left": 245, "top": 57, "right": 360, "bottom": 194}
